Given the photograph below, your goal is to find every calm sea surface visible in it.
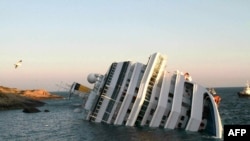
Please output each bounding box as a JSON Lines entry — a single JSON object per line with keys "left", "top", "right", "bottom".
{"left": 1, "top": 87, "right": 250, "bottom": 141}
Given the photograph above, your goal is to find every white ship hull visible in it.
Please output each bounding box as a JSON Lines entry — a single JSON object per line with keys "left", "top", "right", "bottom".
{"left": 70, "top": 52, "right": 223, "bottom": 138}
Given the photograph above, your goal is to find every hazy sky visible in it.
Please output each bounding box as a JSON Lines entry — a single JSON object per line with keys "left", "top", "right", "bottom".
{"left": 1, "top": 0, "right": 250, "bottom": 91}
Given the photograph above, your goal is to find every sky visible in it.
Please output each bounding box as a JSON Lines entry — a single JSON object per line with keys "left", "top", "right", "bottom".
{"left": 1, "top": 0, "right": 250, "bottom": 91}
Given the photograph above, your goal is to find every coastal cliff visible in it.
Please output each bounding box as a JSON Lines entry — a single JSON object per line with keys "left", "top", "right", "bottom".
{"left": 0, "top": 86, "right": 63, "bottom": 110}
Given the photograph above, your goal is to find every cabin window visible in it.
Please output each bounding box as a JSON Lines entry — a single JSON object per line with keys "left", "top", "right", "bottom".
{"left": 141, "top": 105, "right": 147, "bottom": 111}
{"left": 150, "top": 109, "right": 155, "bottom": 115}
{"left": 161, "top": 120, "right": 165, "bottom": 124}
{"left": 162, "top": 115, "right": 167, "bottom": 120}
{"left": 178, "top": 123, "right": 182, "bottom": 128}
{"left": 137, "top": 116, "right": 143, "bottom": 120}
{"left": 168, "top": 99, "right": 171, "bottom": 103}
{"left": 120, "top": 97, "right": 124, "bottom": 102}
{"left": 127, "top": 109, "right": 131, "bottom": 113}
{"left": 135, "top": 87, "right": 139, "bottom": 93}
{"left": 123, "top": 121, "right": 126, "bottom": 125}
{"left": 180, "top": 116, "right": 185, "bottom": 121}
{"left": 169, "top": 93, "right": 173, "bottom": 98}
{"left": 132, "top": 96, "right": 136, "bottom": 103}
{"left": 96, "top": 105, "right": 100, "bottom": 109}
{"left": 186, "top": 110, "right": 191, "bottom": 116}
{"left": 155, "top": 97, "right": 158, "bottom": 101}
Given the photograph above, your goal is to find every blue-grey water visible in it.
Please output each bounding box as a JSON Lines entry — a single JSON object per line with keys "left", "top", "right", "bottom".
{"left": 1, "top": 87, "right": 250, "bottom": 141}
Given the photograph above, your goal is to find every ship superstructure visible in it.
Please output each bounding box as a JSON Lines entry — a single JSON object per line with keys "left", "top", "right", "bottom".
{"left": 70, "top": 52, "right": 223, "bottom": 138}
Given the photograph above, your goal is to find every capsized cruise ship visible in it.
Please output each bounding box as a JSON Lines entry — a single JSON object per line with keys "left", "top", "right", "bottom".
{"left": 69, "top": 52, "right": 223, "bottom": 138}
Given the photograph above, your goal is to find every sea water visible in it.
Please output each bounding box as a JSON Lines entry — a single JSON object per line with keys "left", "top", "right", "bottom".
{"left": 0, "top": 87, "right": 249, "bottom": 141}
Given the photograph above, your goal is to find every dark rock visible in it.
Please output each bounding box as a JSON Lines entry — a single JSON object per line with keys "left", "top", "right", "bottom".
{"left": 44, "top": 109, "right": 49, "bottom": 112}
{"left": 22, "top": 107, "right": 41, "bottom": 113}
{"left": 0, "top": 86, "right": 49, "bottom": 111}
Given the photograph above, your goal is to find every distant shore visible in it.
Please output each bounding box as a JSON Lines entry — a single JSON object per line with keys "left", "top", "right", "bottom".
{"left": 0, "top": 86, "right": 63, "bottom": 110}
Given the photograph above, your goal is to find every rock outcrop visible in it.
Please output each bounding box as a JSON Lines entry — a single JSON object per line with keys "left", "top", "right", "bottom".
{"left": 22, "top": 107, "right": 41, "bottom": 113}
{"left": 0, "top": 86, "right": 63, "bottom": 110}
{"left": 0, "top": 92, "right": 45, "bottom": 110}
{"left": 0, "top": 86, "right": 62, "bottom": 100}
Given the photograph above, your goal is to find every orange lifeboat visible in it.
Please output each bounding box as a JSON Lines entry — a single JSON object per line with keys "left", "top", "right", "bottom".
{"left": 213, "top": 95, "right": 221, "bottom": 106}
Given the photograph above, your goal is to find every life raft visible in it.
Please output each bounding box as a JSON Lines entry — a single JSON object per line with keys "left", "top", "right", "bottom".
{"left": 213, "top": 95, "right": 221, "bottom": 106}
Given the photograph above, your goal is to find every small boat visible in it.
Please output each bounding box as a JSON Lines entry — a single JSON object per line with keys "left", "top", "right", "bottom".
{"left": 238, "top": 81, "right": 250, "bottom": 97}
{"left": 69, "top": 52, "right": 223, "bottom": 138}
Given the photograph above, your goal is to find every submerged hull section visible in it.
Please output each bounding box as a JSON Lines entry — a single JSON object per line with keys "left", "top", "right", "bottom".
{"left": 73, "top": 52, "right": 223, "bottom": 138}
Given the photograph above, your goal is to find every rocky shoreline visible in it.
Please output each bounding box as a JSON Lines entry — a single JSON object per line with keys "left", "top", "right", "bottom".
{"left": 0, "top": 86, "right": 63, "bottom": 110}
